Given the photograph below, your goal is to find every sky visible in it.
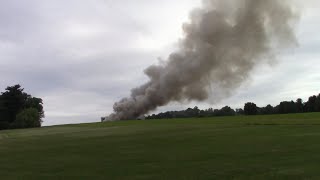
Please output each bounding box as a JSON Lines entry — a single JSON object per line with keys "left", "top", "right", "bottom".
{"left": 0, "top": 0, "right": 319, "bottom": 126}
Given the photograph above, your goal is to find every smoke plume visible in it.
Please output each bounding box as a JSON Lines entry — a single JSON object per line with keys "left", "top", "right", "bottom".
{"left": 107, "top": 0, "right": 298, "bottom": 121}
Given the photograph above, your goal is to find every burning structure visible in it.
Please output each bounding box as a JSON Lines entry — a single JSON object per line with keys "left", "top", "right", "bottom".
{"left": 105, "top": 0, "right": 299, "bottom": 121}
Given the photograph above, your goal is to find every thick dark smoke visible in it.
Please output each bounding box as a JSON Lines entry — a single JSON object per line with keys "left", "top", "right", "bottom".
{"left": 107, "top": 0, "right": 298, "bottom": 121}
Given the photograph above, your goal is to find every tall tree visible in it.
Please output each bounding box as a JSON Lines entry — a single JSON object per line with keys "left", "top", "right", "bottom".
{"left": 305, "top": 95, "right": 317, "bottom": 112}
{"left": 296, "top": 98, "right": 304, "bottom": 113}
{"left": 0, "top": 85, "right": 44, "bottom": 130}
{"left": 244, "top": 102, "right": 258, "bottom": 115}
{"left": 315, "top": 94, "right": 320, "bottom": 112}
{"left": 0, "top": 85, "right": 28, "bottom": 123}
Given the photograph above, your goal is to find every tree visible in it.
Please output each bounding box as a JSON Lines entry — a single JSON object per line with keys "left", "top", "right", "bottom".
{"left": 265, "top": 104, "right": 274, "bottom": 114}
{"left": 217, "top": 106, "right": 235, "bottom": 116}
{"left": 259, "top": 104, "right": 274, "bottom": 115}
{"left": 278, "top": 101, "right": 297, "bottom": 114}
{"left": 193, "top": 106, "right": 200, "bottom": 117}
{"left": 244, "top": 102, "right": 258, "bottom": 115}
{"left": 316, "top": 94, "right": 320, "bottom": 112}
{"left": 0, "top": 85, "right": 44, "bottom": 130}
{"left": 305, "top": 95, "right": 317, "bottom": 112}
{"left": 0, "top": 85, "right": 28, "bottom": 124}
{"left": 236, "top": 108, "right": 244, "bottom": 115}
{"left": 25, "top": 97, "right": 45, "bottom": 120}
{"left": 296, "top": 98, "right": 304, "bottom": 113}
{"left": 146, "top": 92, "right": 320, "bottom": 120}
{"left": 12, "top": 108, "right": 41, "bottom": 129}
{"left": 185, "top": 106, "right": 200, "bottom": 117}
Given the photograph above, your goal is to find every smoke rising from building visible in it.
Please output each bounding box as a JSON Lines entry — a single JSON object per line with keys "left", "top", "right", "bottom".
{"left": 107, "top": 0, "right": 299, "bottom": 121}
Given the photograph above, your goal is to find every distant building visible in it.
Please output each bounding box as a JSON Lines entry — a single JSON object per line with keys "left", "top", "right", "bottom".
{"left": 136, "top": 115, "right": 145, "bottom": 120}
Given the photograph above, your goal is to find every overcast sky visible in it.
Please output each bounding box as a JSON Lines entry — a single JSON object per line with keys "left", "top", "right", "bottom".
{"left": 0, "top": 0, "right": 319, "bottom": 126}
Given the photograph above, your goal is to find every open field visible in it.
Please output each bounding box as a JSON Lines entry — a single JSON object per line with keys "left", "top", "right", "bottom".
{"left": 1, "top": 113, "right": 320, "bottom": 179}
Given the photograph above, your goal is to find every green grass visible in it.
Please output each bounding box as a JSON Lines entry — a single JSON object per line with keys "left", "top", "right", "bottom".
{"left": 1, "top": 113, "right": 320, "bottom": 179}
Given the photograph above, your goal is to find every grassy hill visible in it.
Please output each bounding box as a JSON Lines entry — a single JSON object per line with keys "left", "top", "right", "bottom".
{"left": 1, "top": 113, "right": 320, "bottom": 179}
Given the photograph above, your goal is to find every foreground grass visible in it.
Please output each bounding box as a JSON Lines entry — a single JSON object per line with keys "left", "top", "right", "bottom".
{"left": 1, "top": 113, "right": 320, "bottom": 179}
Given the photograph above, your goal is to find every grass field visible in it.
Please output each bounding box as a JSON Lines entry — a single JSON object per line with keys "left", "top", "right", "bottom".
{"left": 1, "top": 113, "right": 320, "bottom": 179}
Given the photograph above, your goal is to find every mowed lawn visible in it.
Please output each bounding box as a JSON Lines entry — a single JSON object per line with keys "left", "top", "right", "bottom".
{"left": 1, "top": 113, "right": 320, "bottom": 179}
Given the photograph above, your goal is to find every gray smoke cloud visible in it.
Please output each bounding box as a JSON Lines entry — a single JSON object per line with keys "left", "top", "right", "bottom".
{"left": 107, "top": 0, "right": 299, "bottom": 121}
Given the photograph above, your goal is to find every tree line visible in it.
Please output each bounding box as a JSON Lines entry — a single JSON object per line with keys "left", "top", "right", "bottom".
{"left": 147, "top": 93, "right": 320, "bottom": 119}
{"left": 0, "top": 85, "right": 44, "bottom": 130}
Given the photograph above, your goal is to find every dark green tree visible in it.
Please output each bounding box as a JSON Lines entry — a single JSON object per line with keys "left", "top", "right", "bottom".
{"left": 12, "top": 108, "right": 41, "bottom": 129}
{"left": 25, "top": 97, "right": 45, "bottom": 120}
{"left": 278, "top": 101, "right": 297, "bottom": 114}
{"left": 0, "top": 85, "right": 44, "bottom": 130}
{"left": 0, "top": 85, "right": 28, "bottom": 124}
{"left": 259, "top": 104, "right": 274, "bottom": 115}
{"left": 265, "top": 104, "right": 274, "bottom": 114}
{"left": 296, "top": 98, "right": 304, "bottom": 113}
{"left": 244, "top": 102, "right": 258, "bottom": 115}
{"left": 315, "top": 94, "right": 320, "bottom": 112}
{"left": 236, "top": 108, "right": 244, "bottom": 115}
{"left": 305, "top": 95, "right": 317, "bottom": 112}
